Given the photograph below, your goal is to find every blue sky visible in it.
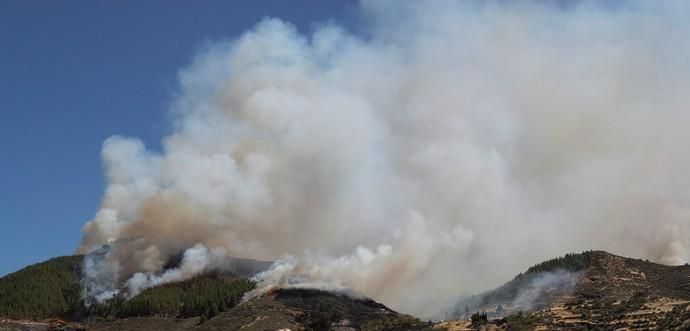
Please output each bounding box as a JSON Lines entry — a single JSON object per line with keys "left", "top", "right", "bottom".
{"left": 0, "top": 0, "right": 357, "bottom": 276}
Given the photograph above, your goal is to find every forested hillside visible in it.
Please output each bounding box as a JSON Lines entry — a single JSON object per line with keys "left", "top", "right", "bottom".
{"left": 0, "top": 255, "right": 82, "bottom": 319}
{"left": 0, "top": 256, "right": 255, "bottom": 322}
{"left": 86, "top": 274, "right": 254, "bottom": 322}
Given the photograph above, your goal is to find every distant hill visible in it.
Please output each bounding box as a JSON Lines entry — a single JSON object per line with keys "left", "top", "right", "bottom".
{"left": 451, "top": 250, "right": 690, "bottom": 330}
{"left": 452, "top": 251, "right": 599, "bottom": 317}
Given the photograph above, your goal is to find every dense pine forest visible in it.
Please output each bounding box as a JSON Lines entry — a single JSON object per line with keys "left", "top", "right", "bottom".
{"left": 0, "top": 255, "right": 82, "bottom": 319}
{"left": 523, "top": 251, "right": 597, "bottom": 274}
{"left": 0, "top": 256, "right": 255, "bottom": 322}
{"left": 85, "top": 274, "right": 254, "bottom": 322}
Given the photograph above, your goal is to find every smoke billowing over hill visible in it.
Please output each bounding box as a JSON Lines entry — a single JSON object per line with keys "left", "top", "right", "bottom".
{"left": 77, "top": 1, "right": 690, "bottom": 316}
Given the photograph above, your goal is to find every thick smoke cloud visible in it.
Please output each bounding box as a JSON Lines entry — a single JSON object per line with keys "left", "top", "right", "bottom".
{"left": 79, "top": 0, "right": 690, "bottom": 316}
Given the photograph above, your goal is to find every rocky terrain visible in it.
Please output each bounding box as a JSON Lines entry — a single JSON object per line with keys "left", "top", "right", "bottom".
{"left": 2, "top": 251, "right": 690, "bottom": 330}
{"left": 452, "top": 251, "right": 690, "bottom": 330}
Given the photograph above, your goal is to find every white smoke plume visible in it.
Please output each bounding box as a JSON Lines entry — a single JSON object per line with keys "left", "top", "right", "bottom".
{"left": 123, "top": 244, "right": 226, "bottom": 297}
{"left": 78, "top": 0, "right": 690, "bottom": 316}
{"left": 81, "top": 242, "right": 227, "bottom": 301}
{"left": 510, "top": 270, "right": 580, "bottom": 312}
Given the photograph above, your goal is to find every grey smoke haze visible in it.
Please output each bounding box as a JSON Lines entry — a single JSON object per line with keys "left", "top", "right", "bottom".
{"left": 511, "top": 270, "right": 580, "bottom": 312}
{"left": 79, "top": 0, "right": 690, "bottom": 316}
{"left": 452, "top": 269, "right": 580, "bottom": 319}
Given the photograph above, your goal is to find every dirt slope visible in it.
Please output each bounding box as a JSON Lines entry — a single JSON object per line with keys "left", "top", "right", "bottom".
{"left": 452, "top": 251, "right": 690, "bottom": 330}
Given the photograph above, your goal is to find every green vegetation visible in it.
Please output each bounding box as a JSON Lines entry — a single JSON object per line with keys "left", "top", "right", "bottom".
{"left": 85, "top": 274, "right": 254, "bottom": 322}
{"left": 0, "top": 255, "right": 82, "bottom": 319}
{"left": 0, "top": 255, "right": 255, "bottom": 323}
{"left": 524, "top": 251, "right": 596, "bottom": 274}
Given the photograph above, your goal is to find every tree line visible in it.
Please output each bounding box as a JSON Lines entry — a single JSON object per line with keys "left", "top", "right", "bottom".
{"left": 0, "top": 256, "right": 254, "bottom": 322}
{"left": 0, "top": 255, "right": 82, "bottom": 319}
{"left": 85, "top": 274, "right": 254, "bottom": 322}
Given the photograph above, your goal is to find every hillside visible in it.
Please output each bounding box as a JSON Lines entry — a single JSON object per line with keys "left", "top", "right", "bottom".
{"left": 0, "top": 256, "right": 262, "bottom": 322}
{"left": 84, "top": 274, "right": 254, "bottom": 321}
{"left": 200, "top": 289, "right": 432, "bottom": 331}
{"left": 3, "top": 251, "right": 690, "bottom": 330}
{"left": 0, "top": 255, "right": 82, "bottom": 320}
{"left": 77, "top": 288, "right": 432, "bottom": 331}
{"left": 0, "top": 255, "right": 431, "bottom": 331}
{"left": 451, "top": 251, "right": 690, "bottom": 330}
{"left": 452, "top": 251, "right": 598, "bottom": 318}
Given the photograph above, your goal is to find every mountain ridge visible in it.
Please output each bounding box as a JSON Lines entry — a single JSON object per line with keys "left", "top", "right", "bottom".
{"left": 2, "top": 250, "right": 690, "bottom": 330}
{"left": 450, "top": 250, "right": 690, "bottom": 330}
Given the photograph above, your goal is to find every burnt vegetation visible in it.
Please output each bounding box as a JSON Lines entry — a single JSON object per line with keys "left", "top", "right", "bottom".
{"left": 199, "top": 288, "right": 435, "bottom": 331}
{"left": 273, "top": 289, "right": 434, "bottom": 331}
